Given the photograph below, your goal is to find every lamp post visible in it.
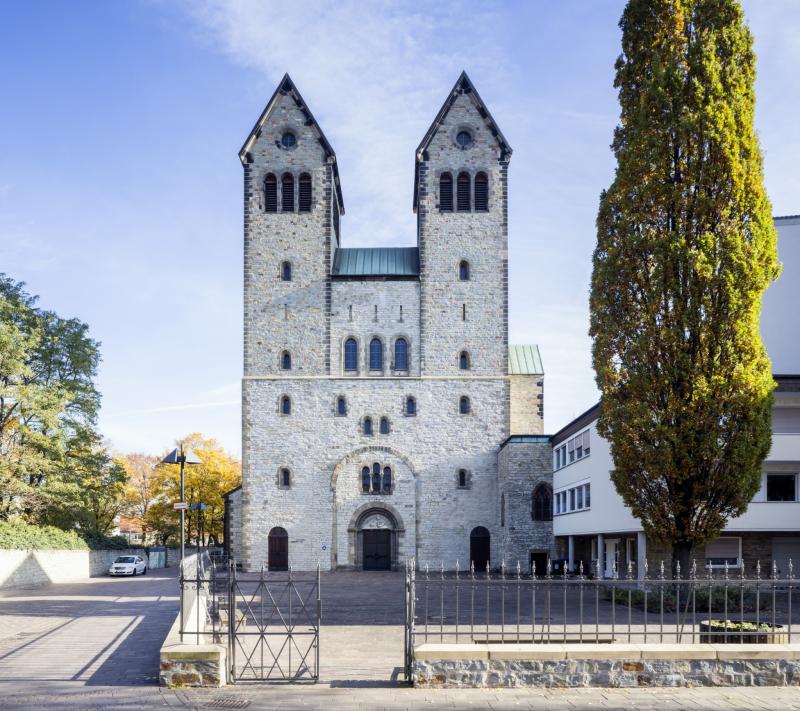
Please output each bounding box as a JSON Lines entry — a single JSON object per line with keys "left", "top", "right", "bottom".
{"left": 162, "top": 443, "right": 202, "bottom": 563}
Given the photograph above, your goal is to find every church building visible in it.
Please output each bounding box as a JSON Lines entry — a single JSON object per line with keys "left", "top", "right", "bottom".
{"left": 225, "top": 72, "right": 554, "bottom": 572}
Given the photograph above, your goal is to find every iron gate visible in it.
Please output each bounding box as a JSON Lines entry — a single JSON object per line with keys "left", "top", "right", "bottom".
{"left": 227, "top": 562, "right": 320, "bottom": 682}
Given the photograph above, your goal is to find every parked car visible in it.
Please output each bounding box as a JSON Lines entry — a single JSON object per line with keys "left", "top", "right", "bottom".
{"left": 109, "top": 555, "right": 147, "bottom": 576}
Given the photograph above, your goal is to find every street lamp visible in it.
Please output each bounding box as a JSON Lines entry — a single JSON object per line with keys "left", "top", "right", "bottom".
{"left": 162, "top": 443, "right": 202, "bottom": 562}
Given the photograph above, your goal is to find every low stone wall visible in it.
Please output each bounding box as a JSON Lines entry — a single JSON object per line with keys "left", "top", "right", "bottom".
{"left": 413, "top": 643, "right": 800, "bottom": 688}
{"left": 0, "top": 548, "right": 148, "bottom": 589}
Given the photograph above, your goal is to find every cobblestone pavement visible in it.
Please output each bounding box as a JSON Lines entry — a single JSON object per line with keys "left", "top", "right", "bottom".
{"left": 1, "top": 569, "right": 799, "bottom": 709}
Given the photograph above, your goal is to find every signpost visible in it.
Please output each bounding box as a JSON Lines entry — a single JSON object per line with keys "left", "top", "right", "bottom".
{"left": 173, "top": 501, "right": 189, "bottom": 511}
{"left": 161, "top": 444, "right": 202, "bottom": 563}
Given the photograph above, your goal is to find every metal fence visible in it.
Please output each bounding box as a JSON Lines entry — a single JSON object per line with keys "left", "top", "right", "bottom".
{"left": 405, "top": 558, "right": 798, "bottom": 651}
{"left": 178, "top": 555, "right": 320, "bottom": 683}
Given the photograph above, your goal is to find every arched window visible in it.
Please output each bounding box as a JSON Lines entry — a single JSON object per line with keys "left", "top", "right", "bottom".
{"left": 361, "top": 466, "right": 371, "bottom": 493}
{"left": 382, "top": 466, "right": 392, "bottom": 493}
{"left": 394, "top": 338, "right": 408, "bottom": 370}
{"left": 405, "top": 396, "right": 416, "bottom": 416}
{"left": 298, "top": 173, "right": 312, "bottom": 212}
{"left": 363, "top": 417, "right": 373, "bottom": 436}
{"left": 268, "top": 527, "right": 288, "bottom": 571}
{"left": 280, "top": 396, "right": 291, "bottom": 415}
{"left": 459, "top": 396, "right": 470, "bottom": 414}
{"left": 337, "top": 396, "right": 347, "bottom": 416}
{"left": 532, "top": 483, "right": 553, "bottom": 522}
{"left": 459, "top": 351, "right": 470, "bottom": 370}
{"left": 264, "top": 173, "right": 278, "bottom": 212}
{"left": 369, "top": 338, "right": 383, "bottom": 370}
{"left": 344, "top": 338, "right": 358, "bottom": 371}
{"left": 500, "top": 493, "right": 505, "bottom": 527}
{"left": 281, "top": 261, "right": 292, "bottom": 282}
{"left": 281, "top": 173, "right": 295, "bottom": 212}
{"left": 459, "top": 260, "right": 470, "bottom": 281}
{"left": 279, "top": 468, "right": 291, "bottom": 488}
{"left": 474, "top": 172, "right": 488, "bottom": 211}
{"left": 379, "top": 417, "right": 389, "bottom": 434}
{"left": 439, "top": 172, "right": 453, "bottom": 212}
{"left": 281, "top": 351, "right": 291, "bottom": 370}
{"left": 372, "top": 462, "right": 381, "bottom": 493}
{"left": 457, "top": 172, "right": 470, "bottom": 212}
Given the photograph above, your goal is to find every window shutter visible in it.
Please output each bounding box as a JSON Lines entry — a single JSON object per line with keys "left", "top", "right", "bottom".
{"left": 439, "top": 173, "right": 453, "bottom": 212}
{"left": 474, "top": 172, "right": 488, "bottom": 211}
{"left": 457, "top": 172, "right": 470, "bottom": 212}
{"left": 281, "top": 173, "right": 294, "bottom": 212}
{"left": 298, "top": 173, "right": 312, "bottom": 212}
{"left": 264, "top": 174, "right": 278, "bottom": 212}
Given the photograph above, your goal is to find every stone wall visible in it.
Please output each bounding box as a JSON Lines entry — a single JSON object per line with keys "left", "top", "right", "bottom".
{"left": 413, "top": 643, "right": 800, "bottom": 688}
{"left": 509, "top": 375, "right": 544, "bottom": 435}
{"left": 0, "top": 548, "right": 148, "bottom": 589}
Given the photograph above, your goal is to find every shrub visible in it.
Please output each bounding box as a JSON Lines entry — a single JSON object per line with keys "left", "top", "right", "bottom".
{"left": 0, "top": 519, "right": 88, "bottom": 550}
{"left": 81, "top": 531, "right": 132, "bottom": 550}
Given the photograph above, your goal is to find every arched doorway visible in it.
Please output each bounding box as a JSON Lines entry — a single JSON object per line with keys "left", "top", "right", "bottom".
{"left": 361, "top": 512, "right": 393, "bottom": 571}
{"left": 470, "top": 526, "right": 490, "bottom": 572}
{"left": 268, "top": 526, "right": 288, "bottom": 571}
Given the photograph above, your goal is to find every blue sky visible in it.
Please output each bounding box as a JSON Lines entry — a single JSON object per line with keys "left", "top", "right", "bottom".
{"left": 1, "top": 1, "right": 798, "bottom": 457}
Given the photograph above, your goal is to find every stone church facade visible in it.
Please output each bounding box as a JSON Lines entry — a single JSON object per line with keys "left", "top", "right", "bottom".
{"left": 225, "top": 73, "right": 554, "bottom": 572}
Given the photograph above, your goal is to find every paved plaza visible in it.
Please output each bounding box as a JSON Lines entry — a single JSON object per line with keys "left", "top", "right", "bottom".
{"left": 0, "top": 569, "right": 799, "bottom": 709}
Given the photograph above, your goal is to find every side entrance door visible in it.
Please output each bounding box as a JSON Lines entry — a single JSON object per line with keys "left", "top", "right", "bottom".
{"left": 363, "top": 529, "right": 391, "bottom": 570}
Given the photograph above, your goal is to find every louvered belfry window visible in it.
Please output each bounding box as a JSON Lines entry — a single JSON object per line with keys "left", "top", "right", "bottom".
{"left": 298, "top": 173, "right": 312, "bottom": 212}
{"left": 439, "top": 172, "right": 453, "bottom": 212}
{"left": 264, "top": 174, "right": 278, "bottom": 212}
{"left": 281, "top": 173, "right": 295, "bottom": 212}
{"left": 457, "top": 172, "right": 470, "bottom": 212}
{"left": 474, "top": 172, "right": 488, "bottom": 211}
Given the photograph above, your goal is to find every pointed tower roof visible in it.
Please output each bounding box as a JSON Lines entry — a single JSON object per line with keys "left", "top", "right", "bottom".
{"left": 239, "top": 73, "right": 344, "bottom": 213}
{"left": 413, "top": 71, "right": 512, "bottom": 211}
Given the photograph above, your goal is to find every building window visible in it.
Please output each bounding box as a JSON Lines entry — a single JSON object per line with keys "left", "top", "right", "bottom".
{"left": 281, "top": 261, "right": 292, "bottom": 282}
{"left": 405, "top": 396, "right": 416, "bottom": 416}
{"left": 456, "top": 130, "right": 473, "bottom": 148}
{"left": 459, "top": 260, "right": 470, "bottom": 281}
{"left": 298, "top": 173, "right": 312, "bottom": 212}
{"left": 474, "top": 172, "right": 488, "bottom": 211}
{"left": 363, "top": 417, "right": 373, "bottom": 436}
{"left": 361, "top": 466, "right": 371, "bottom": 493}
{"left": 372, "top": 462, "right": 381, "bottom": 493}
{"left": 394, "top": 338, "right": 408, "bottom": 370}
{"left": 500, "top": 493, "right": 505, "bottom": 527}
{"left": 280, "top": 396, "right": 291, "bottom": 415}
{"left": 457, "top": 172, "right": 470, "bottom": 212}
{"left": 439, "top": 172, "right": 453, "bottom": 212}
{"left": 361, "top": 463, "right": 393, "bottom": 494}
{"left": 705, "top": 537, "right": 741, "bottom": 568}
{"left": 569, "top": 488, "right": 575, "bottom": 511}
{"left": 281, "top": 131, "right": 296, "bottom": 149}
{"left": 278, "top": 468, "right": 291, "bottom": 489}
{"left": 280, "top": 351, "right": 291, "bottom": 370}
{"left": 556, "top": 431, "right": 590, "bottom": 469}
{"left": 336, "top": 396, "right": 347, "bottom": 416}
{"left": 767, "top": 473, "right": 797, "bottom": 502}
{"left": 264, "top": 173, "right": 278, "bottom": 212}
{"left": 459, "top": 396, "right": 470, "bottom": 414}
{"left": 457, "top": 469, "right": 470, "bottom": 489}
{"left": 379, "top": 417, "right": 390, "bottom": 435}
{"left": 459, "top": 351, "right": 470, "bottom": 370}
{"left": 369, "top": 338, "right": 383, "bottom": 370}
{"left": 584, "top": 483, "right": 591, "bottom": 508}
{"left": 281, "top": 173, "right": 295, "bottom": 211}
{"left": 382, "top": 466, "right": 392, "bottom": 493}
{"left": 344, "top": 338, "right": 358, "bottom": 371}
{"left": 532, "top": 483, "right": 552, "bottom": 521}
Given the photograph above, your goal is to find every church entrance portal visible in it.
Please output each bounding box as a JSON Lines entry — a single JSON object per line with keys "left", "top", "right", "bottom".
{"left": 362, "top": 529, "right": 391, "bottom": 570}
{"left": 470, "top": 526, "right": 490, "bottom": 571}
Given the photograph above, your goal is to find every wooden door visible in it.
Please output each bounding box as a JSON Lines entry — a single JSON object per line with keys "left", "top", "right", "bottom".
{"left": 268, "top": 527, "right": 288, "bottom": 571}
{"left": 362, "top": 530, "right": 391, "bottom": 570}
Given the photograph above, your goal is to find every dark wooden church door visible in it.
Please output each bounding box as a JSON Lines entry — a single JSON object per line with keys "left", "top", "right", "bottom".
{"left": 268, "top": 526, "right": 288, "bottom": 571}
{"left": 362, "top": 530, "right": 391, "bottom": 570}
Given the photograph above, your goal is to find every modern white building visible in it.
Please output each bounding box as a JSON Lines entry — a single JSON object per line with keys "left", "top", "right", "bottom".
{"left": 553, "top": 216, "right": 800, "bottom": 578}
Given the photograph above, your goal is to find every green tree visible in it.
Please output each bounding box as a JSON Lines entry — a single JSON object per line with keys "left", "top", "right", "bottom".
{"left": 0, "top": 274, "right": 113, "bottom": 529}
{"left": 590, "top": 0, "right": 780, "bottom": 573}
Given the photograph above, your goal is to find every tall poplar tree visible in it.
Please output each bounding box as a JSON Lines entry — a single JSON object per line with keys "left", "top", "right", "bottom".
{"left": 590, "top": 0, "right": 780, "bottom": 573}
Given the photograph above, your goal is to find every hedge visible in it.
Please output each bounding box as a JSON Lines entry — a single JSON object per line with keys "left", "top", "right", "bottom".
{"left": 0, "top": 520, "right": 137, "bottom": 551}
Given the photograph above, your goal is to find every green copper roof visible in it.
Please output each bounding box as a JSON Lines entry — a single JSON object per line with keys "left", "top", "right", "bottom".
{"left": 332, "top": 248, "right": 420, "bottom": 277}
{"left": 509, "top": 344, "right": 543, "bottom": 375}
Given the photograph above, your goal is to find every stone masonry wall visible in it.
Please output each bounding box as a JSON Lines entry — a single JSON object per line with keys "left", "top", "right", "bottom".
{"left": 509, "top": 374, "right": 544, "bottom": 435}
{"left": 498, "top": 441, "right": 555, "bottom": 568}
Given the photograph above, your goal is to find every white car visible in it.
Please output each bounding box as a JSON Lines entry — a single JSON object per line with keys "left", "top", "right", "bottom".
{"left": 109, "top": 555, "right": 147, "bottom": 576}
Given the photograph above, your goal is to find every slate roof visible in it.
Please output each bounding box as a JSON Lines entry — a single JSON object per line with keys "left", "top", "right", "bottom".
{"left": 508, "top": 344, "right": 543, "bottom": 375}
{"left": 332, "top": 248, "right": 420, "bottom": 278}
{"left": 238, "top": 73, "right": 344, "bottom": 214}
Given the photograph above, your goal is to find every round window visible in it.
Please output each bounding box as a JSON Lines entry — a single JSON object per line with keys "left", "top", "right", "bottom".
{"left": 281, "top": 132, "right": 297, "bottom": 149}
{"left": 456, "top": 130, "right": 473, "bottom": 148}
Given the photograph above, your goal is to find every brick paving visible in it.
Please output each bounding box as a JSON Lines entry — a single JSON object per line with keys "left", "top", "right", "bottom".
{"left": 0, "top": 568, "right": 799, "bottom": 709}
